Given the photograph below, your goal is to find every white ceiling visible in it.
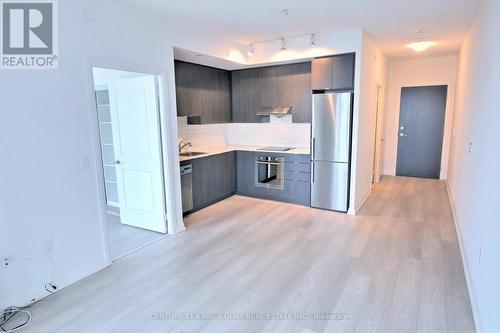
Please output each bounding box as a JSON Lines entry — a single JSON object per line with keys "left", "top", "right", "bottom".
{"left": 124, "top": 0, "right": 482, "bottom": 59}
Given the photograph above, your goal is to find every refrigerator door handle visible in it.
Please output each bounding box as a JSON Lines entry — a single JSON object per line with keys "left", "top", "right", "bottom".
{"left": 311, "top": 137, "right": 315, "bottom": 160}
{"left": 311, "top": 162, "right": 315, "bottom": 183}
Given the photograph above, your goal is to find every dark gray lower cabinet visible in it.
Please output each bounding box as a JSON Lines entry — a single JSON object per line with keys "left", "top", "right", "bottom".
{"left": 235, "top": 151, "right": 255, "bottom": 195}
{"left": 236, "top": 151, "right": 311, "bottom": 206}
{"left": 187, "top": 151, "right": 310, "bottom": 213}
{"left": 190, "top": 152, "right": 235, "bottom": 211}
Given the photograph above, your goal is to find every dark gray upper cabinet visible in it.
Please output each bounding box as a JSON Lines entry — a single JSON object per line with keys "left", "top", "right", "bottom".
{"left": 232, "top": 62, "right": 311, "bottom": 123}
{"left": 231, "top": 68, "right": 262, "bottom": 123}
{"left": 174, "top": 61, "right": 231, "bottom": 124}
{"left": 311, "top": 53, "right": 355, "bottom": 91}
{"left": 214, "top": 68, "right": 232, "bottom": 123}
{"left": 261, "top": 66, "right": 277, "bottom": 107}
{"left": 276, "top": 65, "right": 292, "bottom": 107}
{"left": 174, "top": 61, "right": 188, "bottom": 117}
{"left": 311, "top": 57, "right": 333, "bottom": 90}
{"left": 331, "top": 53, "right": 355, "bottom": 90}
{"left": 290, "top": 62, "right": 312, "bottom": 123}
{"left": 261, "top": 64, "right": 293, "bottom": 108}
{"left": 176, "top": 60, "right": 314, "bottom": 124}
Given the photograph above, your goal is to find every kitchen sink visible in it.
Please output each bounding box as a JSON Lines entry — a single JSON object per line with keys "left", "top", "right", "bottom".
{"left": 179, "top": 151, "right": 207, "bottom": 157}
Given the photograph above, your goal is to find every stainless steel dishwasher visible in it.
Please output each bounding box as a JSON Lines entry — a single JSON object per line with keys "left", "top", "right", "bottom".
{"left": 180, "top": 164, "right": 193, "bottom": 213}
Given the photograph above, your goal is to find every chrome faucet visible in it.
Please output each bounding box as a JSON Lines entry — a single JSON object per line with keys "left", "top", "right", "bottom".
{"left": 179, "top": 140, "right": 192, "bottom": 153}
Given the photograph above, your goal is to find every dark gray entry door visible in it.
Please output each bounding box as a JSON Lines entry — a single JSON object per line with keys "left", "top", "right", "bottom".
{"left": 396, "top": 85, "right": 447, "bottom": 179}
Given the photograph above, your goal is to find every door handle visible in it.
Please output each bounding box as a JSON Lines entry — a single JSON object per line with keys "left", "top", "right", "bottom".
{"left": 399, "top": 133, "right": 407, "bottom": 137}
{"left": 114, "top": 160, "right": 121, "bottom": 164}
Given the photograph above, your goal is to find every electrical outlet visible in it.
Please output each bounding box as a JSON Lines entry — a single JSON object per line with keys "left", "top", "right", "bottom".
{"left": 479, "top": 249, "right": 483, "bottom": 265}
{"left": 44, "top": 240, "right": 55, "bottom": 253}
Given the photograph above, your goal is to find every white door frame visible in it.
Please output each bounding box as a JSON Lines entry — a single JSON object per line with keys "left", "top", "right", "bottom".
{"left": 372, "top": 86, "right": 385, "bottom": 183}
{"left": 84, "top": 56, "right": 184, "bottom": 266}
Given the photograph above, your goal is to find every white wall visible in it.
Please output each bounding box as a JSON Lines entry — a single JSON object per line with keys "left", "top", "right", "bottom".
{"left": 0, "top": 0, "right": 244, "bottom": 309}
{"left": 382, "top": 55, "right": 458, "bottom": 178}
{"left": 0, "top": 0, "right": 175, "bottom": 309}
{"left": 447, "top": 0, "right": 500, "bottom": 331}
{"left": 0, "top": 1, "right": 384, "bottom": 309}
{"left": 348, "top": 31, "right": 387, "bottom": 213}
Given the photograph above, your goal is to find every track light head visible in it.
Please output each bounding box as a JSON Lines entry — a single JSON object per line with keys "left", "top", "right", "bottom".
{"left": 310, "top": 33, "right": 316, "bottom": 46}
{"left": 280, "top": 37, "right": 286, "bottom": 51}
{"left": 247, "top": 44, "right": 254, "bottom": 56}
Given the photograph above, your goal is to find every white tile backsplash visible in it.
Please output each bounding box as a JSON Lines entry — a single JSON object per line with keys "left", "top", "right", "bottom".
{"left": 177, "top": 118, "right": 310, "bottom": 150}
{"left": 226, "top": 123, "right": 310, "bottom": 147}
{"left": 269, "top": 114, "right": 292, "bottom": 124}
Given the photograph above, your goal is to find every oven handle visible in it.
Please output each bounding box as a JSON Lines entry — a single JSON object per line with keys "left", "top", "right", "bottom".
{"left": 256, "top": 161, "right": 283, "bottom": 166}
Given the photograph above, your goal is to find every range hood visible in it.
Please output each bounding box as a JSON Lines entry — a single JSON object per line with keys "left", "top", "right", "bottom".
{"left": 256, "top": 106, "right": 292, "bottom": 117}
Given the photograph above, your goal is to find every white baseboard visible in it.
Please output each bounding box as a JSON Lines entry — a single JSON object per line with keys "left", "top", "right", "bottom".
{"left": 2, "top": 261, "right": 111, "bottom": 311}
{"left": 106, "top": 210, "right": 120, "bottom": 217}
{"left": 445, "top": 180, "right": 481, "bottom": 333}
{"left": 348, "top": 186, "right": 372, "bottom": 215}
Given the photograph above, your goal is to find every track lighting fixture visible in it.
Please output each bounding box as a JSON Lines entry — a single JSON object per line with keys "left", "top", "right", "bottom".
{"left": 247, "top": 31, "right": 319, "bottom": 53}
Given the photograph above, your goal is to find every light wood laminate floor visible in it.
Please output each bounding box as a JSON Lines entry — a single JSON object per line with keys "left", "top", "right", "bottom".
{"left": 20, "top": 176, "right": 474, "bottom": 333}
{"left": 107, "top": 212, "right": 166, "bottom": 260}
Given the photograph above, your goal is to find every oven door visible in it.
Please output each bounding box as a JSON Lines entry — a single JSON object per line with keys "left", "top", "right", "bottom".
{"left": 255, "top": 156, "right": 284, "bottom": 190}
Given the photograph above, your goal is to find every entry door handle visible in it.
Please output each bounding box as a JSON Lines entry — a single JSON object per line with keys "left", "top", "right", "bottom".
{"left": 114, "top": 160, "right": 121, "bottom": 164}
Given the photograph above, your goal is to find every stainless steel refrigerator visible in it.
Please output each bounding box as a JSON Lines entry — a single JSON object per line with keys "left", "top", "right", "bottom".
{"left": 311, "top": 92, "right": 352, "bottom": 212}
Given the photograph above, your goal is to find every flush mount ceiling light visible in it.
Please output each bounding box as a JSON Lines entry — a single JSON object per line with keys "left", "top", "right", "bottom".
{"left": 406, "top": 41, "right": 438, "bottom": 52}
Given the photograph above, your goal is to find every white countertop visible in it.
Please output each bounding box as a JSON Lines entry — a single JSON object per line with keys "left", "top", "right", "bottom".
{"left": 179, "top": 145, "right": 310, "bottom": 162}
